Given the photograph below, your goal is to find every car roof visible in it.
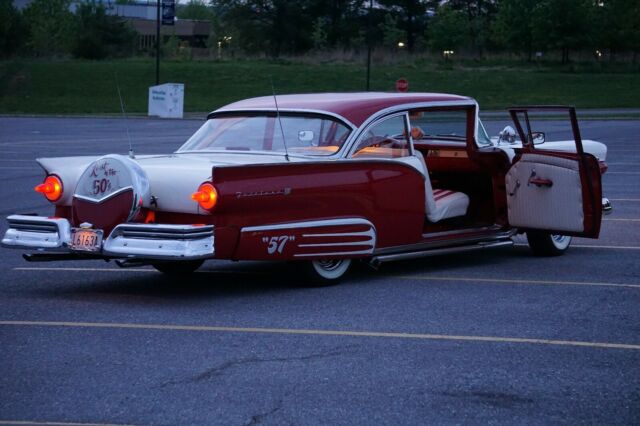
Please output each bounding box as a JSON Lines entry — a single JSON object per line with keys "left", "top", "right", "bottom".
{"left": 214, "top": 92, "right": 474, "bottom": 127}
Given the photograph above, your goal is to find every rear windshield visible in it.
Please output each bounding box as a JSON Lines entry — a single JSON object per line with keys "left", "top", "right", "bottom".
{"left": 177, "top": 113, "right": 352, "bottom": 156}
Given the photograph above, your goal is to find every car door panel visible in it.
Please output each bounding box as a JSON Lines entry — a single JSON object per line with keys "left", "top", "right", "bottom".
{"left": 505, "top": 107, "right": 602, "bottom": 238}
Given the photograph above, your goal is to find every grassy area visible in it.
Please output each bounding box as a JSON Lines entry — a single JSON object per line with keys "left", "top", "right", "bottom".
{"left": 1, "top": 59, "right": 639, "bottom": 114}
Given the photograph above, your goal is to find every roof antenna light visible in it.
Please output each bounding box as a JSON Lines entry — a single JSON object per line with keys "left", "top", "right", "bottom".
{"left": 115, "top": 72, "right": 135, "bottom": 159}
{"left": 270, "top": 77, "right": 290, "bottom": 162}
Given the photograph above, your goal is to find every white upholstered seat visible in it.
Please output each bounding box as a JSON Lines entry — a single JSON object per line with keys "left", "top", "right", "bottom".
{"left": 414, "top": 151, "right": 470, "bottom": 223}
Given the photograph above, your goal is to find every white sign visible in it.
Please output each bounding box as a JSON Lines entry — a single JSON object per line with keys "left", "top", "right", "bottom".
{"left": 148, "top": 83, "right": 184, "bottom": 118}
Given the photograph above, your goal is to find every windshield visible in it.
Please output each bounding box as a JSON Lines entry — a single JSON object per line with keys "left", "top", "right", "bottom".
{"left": 177, "top": 113, "right": 352, "bottom": 156}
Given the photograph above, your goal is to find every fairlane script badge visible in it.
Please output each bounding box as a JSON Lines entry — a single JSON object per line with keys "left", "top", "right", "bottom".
{"left": 235, "top": 188, "right": 292, "bottom": 199}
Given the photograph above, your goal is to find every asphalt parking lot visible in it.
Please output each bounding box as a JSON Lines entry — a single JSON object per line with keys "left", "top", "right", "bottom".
{"left": 0, "top": 116, "right": 638, "bottom": 425}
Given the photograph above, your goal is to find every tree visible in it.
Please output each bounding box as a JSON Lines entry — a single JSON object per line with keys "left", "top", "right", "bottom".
{"left": 212, "top": 0, "right": 314, "bottom": 56}
{"left": 0, "top": 0, "right": 28, "bottom": 57}
{"left": 72, "top": 1, "right": 136, "bottom": 59}
{"left": 427, "top": 5, "right": 468, "bottom": 54}
{"left": 448, "top": 0, "right": 498, "bottom": 56}
{"left": 491, "top": 0, "right": 537, "bottom": 60}
{"left": 378, "top": 0, "right": 435, "bottom": 52}
{"left": 23, "top": 0, "right": 75, "bottom": 55}
{"left": 595, "top": 0, "right": 640, "bottom": 61}
{"left": 379, "top": 14, "right": 404, "bottom": 48}
{"left": 530, "top": 0, "right": 594, "bottom": 63}
{"left": 178, "top": 0, "right": 215, "bottom": 21}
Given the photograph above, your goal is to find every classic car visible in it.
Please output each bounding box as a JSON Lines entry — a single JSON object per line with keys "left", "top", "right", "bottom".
{"left": 1, "top": 93, "right": 611, "bottom": 284}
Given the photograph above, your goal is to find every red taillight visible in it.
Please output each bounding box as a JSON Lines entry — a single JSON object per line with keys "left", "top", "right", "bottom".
{"left": 34, "top": 175, "right": 63, "bottom": 202}
{"left": 191, "top": 182, "right": 218, "bottom": 210}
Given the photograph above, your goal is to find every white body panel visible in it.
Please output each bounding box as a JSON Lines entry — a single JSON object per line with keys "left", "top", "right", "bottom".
{"left": 37, "top": 152, "right": 297, "bottom": 213}
{"left": 491, "top": 139, "right": 607, "bottom": 162}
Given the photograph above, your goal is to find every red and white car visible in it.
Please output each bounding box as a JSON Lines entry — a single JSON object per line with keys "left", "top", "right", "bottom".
{"left": 2, "top": 93, "right": 611, "bottom": 283}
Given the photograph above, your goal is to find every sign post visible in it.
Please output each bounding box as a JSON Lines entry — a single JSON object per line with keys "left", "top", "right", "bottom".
{"left": 155, "top": 0, "right": 176, "bottom": 85}
{"left": 395, "top": 78, "right": 409, "bottom": 93}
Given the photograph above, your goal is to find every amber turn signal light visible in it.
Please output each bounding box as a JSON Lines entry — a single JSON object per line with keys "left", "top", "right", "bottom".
{"left": 34, "top": 175, "right": 63, "bottom": 202}
{"left": 191, "top": 182, "right": 218, "bottom": 210}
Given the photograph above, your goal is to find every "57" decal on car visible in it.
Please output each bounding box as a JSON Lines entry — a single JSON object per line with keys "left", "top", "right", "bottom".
{"left": 262, "top": 235, "right": 296, "bottom": 254}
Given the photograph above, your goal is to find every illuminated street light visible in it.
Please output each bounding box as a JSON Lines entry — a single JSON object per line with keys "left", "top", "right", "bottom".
{"left": 398, "top": 42, "right": 405, "bottom": 48}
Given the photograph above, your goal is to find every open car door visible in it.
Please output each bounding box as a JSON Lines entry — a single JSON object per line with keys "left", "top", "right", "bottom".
{"left": 505, "top": 106, "right": 602, "bottom": 238}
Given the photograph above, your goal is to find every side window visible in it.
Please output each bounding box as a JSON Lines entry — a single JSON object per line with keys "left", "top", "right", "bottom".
{"left": 352, "top": 115, "right": 410, "bottom": 158}
{"left": 408, "top": 109, "right": 468, "bottom": 144}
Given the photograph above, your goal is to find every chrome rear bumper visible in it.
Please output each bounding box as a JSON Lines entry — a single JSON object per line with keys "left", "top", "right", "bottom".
{"left": 602, "top": 197, "right": 613, "bottom": 215}
{"left": 1, "top": 215, "right": 214, "bottom": 260}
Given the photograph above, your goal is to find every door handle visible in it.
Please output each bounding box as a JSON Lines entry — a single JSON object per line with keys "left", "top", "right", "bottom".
{"left": 528, "top": 177, "right": 553, "bottom": 188}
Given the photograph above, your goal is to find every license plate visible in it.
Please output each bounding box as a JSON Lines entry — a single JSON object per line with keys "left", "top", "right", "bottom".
{"left": 70, "top": 228, "right": 103, "bottom": 252}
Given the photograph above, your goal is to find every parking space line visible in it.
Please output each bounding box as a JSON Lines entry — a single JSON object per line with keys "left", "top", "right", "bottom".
{"left": 609, "top": 198, "right": 640, "bottom": 201}
{"left": 0, "top": 421, "right": 136, "bottom": 426}
{"left": 13, "top": 267, "right": 255, "bottom": 275}
{"left": 602, "top": 218, "right": 640, "bottom": 222}
{"left": 0, "top": 320, "right": 638, "bottom": 350}
{"left": 397, "top": 275, "right": 640, "bottom": 289}
{"left": 14, "top": 267, "right": 155, "bottom": 273}
{"left": 606, "top": 172, "right": 640, "bottom": 174}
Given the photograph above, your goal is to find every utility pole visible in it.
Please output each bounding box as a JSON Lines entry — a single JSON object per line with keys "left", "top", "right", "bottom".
{"left": 155, "top": 0, "right": 160, "bottom": 85}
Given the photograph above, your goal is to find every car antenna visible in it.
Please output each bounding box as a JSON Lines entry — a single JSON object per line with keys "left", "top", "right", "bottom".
{"left": 115, "top": 72, "right": 135, "bottom": 159}
{"left": 270, "top": 77, "right": 290, "bottom": 162}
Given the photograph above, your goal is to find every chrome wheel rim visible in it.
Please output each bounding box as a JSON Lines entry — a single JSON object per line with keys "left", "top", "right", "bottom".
{"left": 550, "top": 234, "right": 571, "bottom": 250}
{"left": 311, "top": 259, "right": 351, "bottom": 280}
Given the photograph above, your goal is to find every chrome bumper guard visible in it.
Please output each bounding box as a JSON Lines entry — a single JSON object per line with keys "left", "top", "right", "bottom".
{"left": 103, "top": 223, "right": 214, "bottom": 260}
{"left": 2, "top": 215, "right": 214, "bottom": 260}
{"left": 2, "top": 215, "right": 71, "bottom": 250}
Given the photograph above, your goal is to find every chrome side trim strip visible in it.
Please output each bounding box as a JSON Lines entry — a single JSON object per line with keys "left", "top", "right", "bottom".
{"left": 293, "top": 249, "right": 374, "bottom": 258}
{"left": 374, "top": 229, "right": 516, "bottom": 256}
{"left": 298, "top": 241, "right": 373, "bottom": 248}
{"left": 371, "top": 240, "right": 513, "bottom": 265}
{"left": 242, "top": 218, "right": 374, "bottom": 233}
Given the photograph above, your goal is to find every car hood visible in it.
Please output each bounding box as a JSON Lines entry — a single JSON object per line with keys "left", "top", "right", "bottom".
{"left": 37, "top": 152, "right": 292, "bottom": 212}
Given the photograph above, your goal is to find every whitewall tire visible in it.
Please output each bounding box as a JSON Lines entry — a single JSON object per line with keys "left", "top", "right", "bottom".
{"left": 302, "top": 259, "right": 352, "bottom": 285}
{"left": 526, "top": 232, "right": 572, "bottom": 256}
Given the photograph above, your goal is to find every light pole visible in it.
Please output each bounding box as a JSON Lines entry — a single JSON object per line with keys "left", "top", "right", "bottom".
{"left": 365, "top": 0, "right": 372, "bottom": 91}
{"left": 156, "top": 0, "right": 160, "bottom": 85}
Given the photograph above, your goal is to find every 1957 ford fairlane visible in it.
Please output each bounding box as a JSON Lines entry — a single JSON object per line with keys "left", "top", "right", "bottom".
{"left": 2, "top": 93, "right": 611, "bottom": 283}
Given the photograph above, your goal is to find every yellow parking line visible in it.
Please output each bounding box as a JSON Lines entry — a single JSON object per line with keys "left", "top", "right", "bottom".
{"left": 398, "top": 275, "right": 640, "bottom": 289}
{"left": 0, "top": 320, "right": 638, "bottom": 351}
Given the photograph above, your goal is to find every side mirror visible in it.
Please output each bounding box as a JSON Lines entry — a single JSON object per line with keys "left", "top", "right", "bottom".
{"left": 532, "top": 131, "right": 545, "bottom": 145}
{"left": 298, "top": 130, "right": 315, "bottom": 143}
{"left": 498, "top": 126, "right": 517, "bottom": 145}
